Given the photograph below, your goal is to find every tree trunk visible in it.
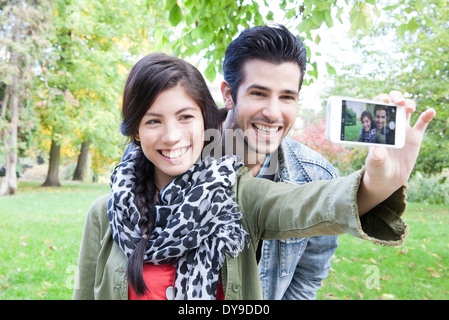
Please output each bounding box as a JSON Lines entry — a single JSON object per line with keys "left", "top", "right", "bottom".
{"left": 42, "top": 140, "right": 61, "bottom": 187}
{"left": 0, "top": 10, "right": 21, "bottom": 197}
{"left": 0, "top": 131, "right": 18, "bottom": 196}
{"left": 72, "top": 140, "right": 91, "bottom": 181}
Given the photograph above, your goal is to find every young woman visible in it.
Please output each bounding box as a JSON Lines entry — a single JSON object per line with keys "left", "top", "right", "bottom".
{"left": 358, "top": 110, "right": 376, "bottom": 143}
{"left": 73, "top": 53, "right": 409, "bottom": 300}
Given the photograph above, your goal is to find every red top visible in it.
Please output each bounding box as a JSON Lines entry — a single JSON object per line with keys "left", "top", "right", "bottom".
{"left": 128, "top": 263, "right": 225, "bottom": 300}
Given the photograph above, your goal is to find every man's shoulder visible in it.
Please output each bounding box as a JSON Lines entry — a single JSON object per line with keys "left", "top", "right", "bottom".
{"left": 280, "top": 136, "right": 339, "bottom": 180}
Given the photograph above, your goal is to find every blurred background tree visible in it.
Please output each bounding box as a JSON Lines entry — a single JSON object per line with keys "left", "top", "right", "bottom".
{"left": 324, "top": 0, "right": 448, "bottom": 177}
{"left": 0, "top": 0, "right": 52, "bottom": 194}
{"left": 1, "top": 0, "right": 447, "bottom": 199}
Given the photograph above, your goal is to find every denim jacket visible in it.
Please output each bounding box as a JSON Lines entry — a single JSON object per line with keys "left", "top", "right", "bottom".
{"left": 257, "top": 136, "right": 339, "bottom": 300}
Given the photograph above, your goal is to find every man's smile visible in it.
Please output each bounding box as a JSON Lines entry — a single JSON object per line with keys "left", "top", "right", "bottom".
{"left": 252, "top": 123, "right": 282, "bottom": 136}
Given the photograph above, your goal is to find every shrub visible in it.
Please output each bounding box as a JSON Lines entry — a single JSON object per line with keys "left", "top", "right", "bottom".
{"left": 407, "top": 171, "right": 449, "bottom": 205}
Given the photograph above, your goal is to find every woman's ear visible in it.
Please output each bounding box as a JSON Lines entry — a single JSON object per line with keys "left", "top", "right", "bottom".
{"left": 220, "top": 81, "right": 235, "bottom": 111}
{"left": 135, "top": 132, "right": 140, "bottom": 142}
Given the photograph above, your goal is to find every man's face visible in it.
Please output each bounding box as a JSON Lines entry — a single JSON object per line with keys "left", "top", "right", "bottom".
{"left": 375, "top": 109, "right": 387, "bottom": 130}
{"left": 222, "top": 59, "right": 300, "bottom": 157}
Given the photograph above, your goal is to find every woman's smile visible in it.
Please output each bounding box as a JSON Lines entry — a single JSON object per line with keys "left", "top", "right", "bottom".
{"left": 158, "top": 146, "right": 190, "bottom": 160}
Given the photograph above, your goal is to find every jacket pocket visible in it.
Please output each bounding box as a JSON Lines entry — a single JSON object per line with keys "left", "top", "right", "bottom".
{"left": 279, "top": 238, "right": 307, "bottom": 278}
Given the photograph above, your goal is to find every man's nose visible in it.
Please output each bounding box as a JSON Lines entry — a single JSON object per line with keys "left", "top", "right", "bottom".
{"left": 262, "top": 98, "right": 282, "bottom": 121}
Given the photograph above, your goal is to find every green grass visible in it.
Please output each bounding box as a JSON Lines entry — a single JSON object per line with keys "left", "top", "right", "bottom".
{"left": 0, "top": 181, "right": 447, "bottom": 300}
{"left": 343, "top": 124, "right": 362, "bottom": 142}
{"left": 0, "top": 181, "right": 109, "bottom": 300}
{"left": 318, "top": 203, "right": 449, "bottom": 300}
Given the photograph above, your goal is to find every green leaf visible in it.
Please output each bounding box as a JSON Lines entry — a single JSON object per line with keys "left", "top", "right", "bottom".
{"left": 286, "top": 8, "right": 296, "bottom": 19}
{"left": 324, "top": 10, "right": 333, "bottom": 28}
{"left": 169, "top": 4, "right": 182, "bottom": 26}
{"left": 396, "top": 24, "right": 407, "bottom": 38}
{"left": 349, "top": 12, "right": 365, "bottom": 37}
{"left": 407, "top": 17, "right": 420, "bottom": 34}
{"left": 326, "top": 62, "right": 336, "bottom": 76}
{"left": 307, "top": 61, "right": 318, "bottom": 79}
{"left": 165, "top": 0, "right": 178, "bottom": 10}
{"left": 204, "top": 62, "right": 216, "bottom": 82}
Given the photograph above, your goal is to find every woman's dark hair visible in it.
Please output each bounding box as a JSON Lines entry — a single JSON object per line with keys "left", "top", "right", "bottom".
{"left": 121, "top": 52, "right": 220, "bottom": 143}
{"left": 361, "top": 110, "right": 374, "bottom": 122}
{"left": 222, "top": 24, "right": 307, "bottom": 104}
{"left": 121, "top": 52, "right": 221, "bottom": 295}
{"left": 361, "top": 110, "right": 374, "bottom": 129}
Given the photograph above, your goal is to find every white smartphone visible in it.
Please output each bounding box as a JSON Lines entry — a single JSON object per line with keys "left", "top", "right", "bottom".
{"left": 326, "top": 96, "right": 407, "bottom": 148}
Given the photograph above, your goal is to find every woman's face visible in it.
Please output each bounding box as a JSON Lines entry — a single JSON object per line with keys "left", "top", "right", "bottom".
{"left": 362, "top": 116, "right": 371, "bottom": 132}
{"left": 135, "top": 85, "right": 205, "bottom": 190}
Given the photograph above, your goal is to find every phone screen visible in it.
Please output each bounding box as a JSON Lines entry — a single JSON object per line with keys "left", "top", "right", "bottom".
{"left": 341, "top": 100, "right": 397, "bottom": 145}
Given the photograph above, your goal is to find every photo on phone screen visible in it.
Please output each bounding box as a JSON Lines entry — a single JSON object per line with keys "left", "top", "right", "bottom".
{"left": 341, "top": 100, "right": 397, "bottom": 145}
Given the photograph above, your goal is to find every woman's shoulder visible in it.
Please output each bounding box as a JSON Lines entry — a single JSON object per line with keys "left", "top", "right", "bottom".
{"left": 89, "top": 193, "right": 110, "bottom": 213}
{"left": 86, "top": 193, "right": 111, "bottom": 230}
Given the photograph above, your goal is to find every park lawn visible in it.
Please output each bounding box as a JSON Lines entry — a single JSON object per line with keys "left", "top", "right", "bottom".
{"left": 343, "top": 124, "right": 362, "bottom": 142}
{"left": 319, "top": 203, "right": 449, "bottom": 300}
{"left": 0, "top": 181, "right": 448, "bottom": 300}
{"left": 0, "top": 181, "right": 109, "bottom": 300}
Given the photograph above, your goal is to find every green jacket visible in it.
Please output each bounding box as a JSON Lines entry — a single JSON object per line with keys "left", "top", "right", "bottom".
{"left": 73, "top": 168, "right": 408, "bottom": 300}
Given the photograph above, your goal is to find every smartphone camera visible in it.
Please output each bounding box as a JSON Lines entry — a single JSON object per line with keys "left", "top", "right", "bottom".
{"left": 326, "top": 96, "right": 406, "bottom": 148}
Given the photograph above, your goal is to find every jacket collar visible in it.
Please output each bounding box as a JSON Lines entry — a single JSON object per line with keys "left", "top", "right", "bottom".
{"left": 272, "top": 137, "right": 312, "bottom": 184}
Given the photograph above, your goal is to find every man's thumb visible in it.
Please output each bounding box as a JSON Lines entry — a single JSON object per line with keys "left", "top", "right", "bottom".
{"left": 366, "top": 146, "right": 387, "bottom": 169}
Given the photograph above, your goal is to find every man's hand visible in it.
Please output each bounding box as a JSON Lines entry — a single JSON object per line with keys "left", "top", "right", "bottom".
{"left": 357, "top": 90, "right": 436, "bottom": 215}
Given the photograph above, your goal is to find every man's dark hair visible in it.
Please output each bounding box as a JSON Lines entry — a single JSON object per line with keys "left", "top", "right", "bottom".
{"left": 222, "top": 24, "right": 307, "bottom": 103}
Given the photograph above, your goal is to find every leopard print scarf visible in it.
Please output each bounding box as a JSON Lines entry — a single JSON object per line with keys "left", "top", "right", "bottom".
{"left": 107, "top": 146, "right": 250, "bottom": 299}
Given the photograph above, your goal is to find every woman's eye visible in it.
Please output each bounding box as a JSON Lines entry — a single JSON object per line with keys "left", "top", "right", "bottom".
{"left": 146, "top": 119, "right": 160, "bottom": 125}
{"left": 180, "top": 115, "right": 194, "bottom": 121}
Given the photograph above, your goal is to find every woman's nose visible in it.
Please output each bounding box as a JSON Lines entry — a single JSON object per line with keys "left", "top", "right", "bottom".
{"left": 161, "top": 123, "right": 183, "bottom": 144}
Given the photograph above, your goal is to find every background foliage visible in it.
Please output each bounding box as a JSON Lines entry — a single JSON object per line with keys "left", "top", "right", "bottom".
{"left": 1, "top": 1, "right": 447, "bottom": 197}
{"left": 0, "top": 0, "right": 448, "bottom": 301}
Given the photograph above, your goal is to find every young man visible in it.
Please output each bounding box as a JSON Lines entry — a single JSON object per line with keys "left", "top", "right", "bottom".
{"left": 218, "top": 24, "right": 434, "bottom": 300}
{"left": 374, "top": 105, "right": 395, "bottom": 144}
{"left": 219, "top": 24, "right": 339, "bottom": 300}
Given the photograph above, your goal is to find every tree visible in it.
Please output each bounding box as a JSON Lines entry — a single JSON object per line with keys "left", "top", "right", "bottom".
{"left": 0, "top": 0, "right": 52, "bottom": 195}
{"left": 327, "top": 0, "right": 448, "bottom": 176}
{"left": 1, "top": 0, "right": 398, "bottom": 192}
{"left": 153, "top": 0, "right": 381, "bottom": 82}
{"left": 36, "top": 0, "right": 154, "bottom": 185}
{"left": 387, "top": 0, "right": 449, "bottom": 174}
{"left": 72, "top": 140, "right": 90, "bottom": 181}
